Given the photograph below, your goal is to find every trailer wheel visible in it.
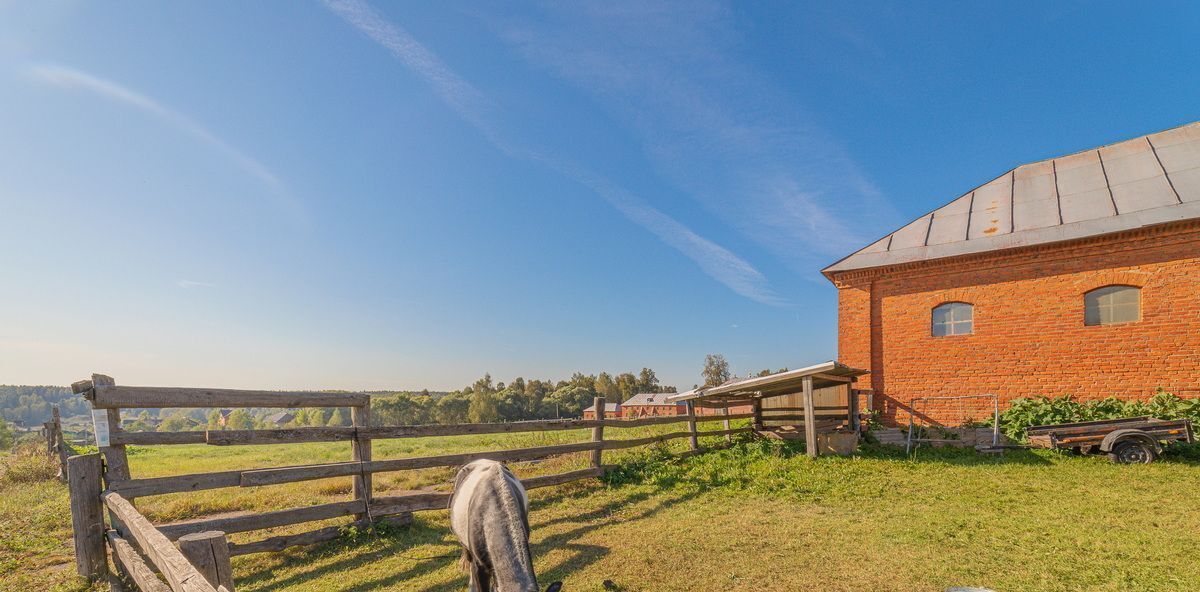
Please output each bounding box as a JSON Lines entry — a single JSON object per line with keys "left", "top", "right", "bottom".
{"left": 1108, "top": 439, "right": 1157, "bottom": 464}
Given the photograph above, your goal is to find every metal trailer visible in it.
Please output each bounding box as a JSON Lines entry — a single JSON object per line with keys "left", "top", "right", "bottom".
{"left": 1025, "top": 416, "right": 1194, "bottom": 464}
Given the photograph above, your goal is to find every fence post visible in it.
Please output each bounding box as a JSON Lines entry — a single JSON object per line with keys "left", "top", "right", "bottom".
{"left": 351, "top": 403, "right": 372, "bottom": 521}
{"left": 52, "top": 406, "right": 70, "bottom": 481}
{"left": 89, "top": 374, "right": 132, "bottom": 486}
{"left": 722, "top": 401, "right": 732, "bottom": 443}
{"left": 68, "top": 453, "right": 107, "bottom": 580}
{"left": 178, "top": 531, "right": 235, "bottom": 591}
{"left": 590, "top": 397, "right": 605, "bottom": 470}
{"left": 752, "top": 398, "right": 763, "bottom": 432}
{"left": 685, "top": 401, "right": 698, "bottom": 451}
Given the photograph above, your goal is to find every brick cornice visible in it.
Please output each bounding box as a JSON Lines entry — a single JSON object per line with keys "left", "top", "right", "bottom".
{"left": 826, "top": 219, "right": 1200, "bottom": 285}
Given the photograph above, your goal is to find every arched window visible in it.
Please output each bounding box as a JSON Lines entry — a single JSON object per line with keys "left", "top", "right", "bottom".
{"left": 1085, "top": 285, "right": 1140, "bottom": 326}
{"left": 932, "top": 302, "right": 973, "bottom": 336}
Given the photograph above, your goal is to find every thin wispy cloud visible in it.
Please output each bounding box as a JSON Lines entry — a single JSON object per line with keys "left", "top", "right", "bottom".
{"left": 482, "top": 2, "right": 900, "bottom": 269}
{"left": 176, "top": 279, "right": 214, "bottom": 289}
{"left": 30, "top": 63, "right": 304, "bottom": 223}
{"left": 322, "top": 0, "right": 785, "bottom": 305}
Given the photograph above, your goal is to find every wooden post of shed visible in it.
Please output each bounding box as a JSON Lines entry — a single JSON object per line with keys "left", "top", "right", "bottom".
{"left": 685, "top": 401, "right": 698, "bottom": 450}
{"left": 802, "top": 375, "right": 818, "bottom": 458}
{"left": 590, "top": 397, "right": 605, "bottom": 470}
{"left": 751, "top": 398, "right": 763, "bottom": 432}
{"left": 178, "top": 531, "right": 235, "bottom": 591}
{"left": 351, "top": 403, "right": 372, "bottom": 522}
{"left": 68, "top": 453, "right": 107, "bottom": 580}
{"left": 847, "top": 383, "right": 860, "bottom": 436}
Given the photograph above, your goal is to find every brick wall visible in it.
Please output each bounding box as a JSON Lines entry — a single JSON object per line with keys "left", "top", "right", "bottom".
{"left": 829, "top": 222, "right": 1200, "bottom": 425}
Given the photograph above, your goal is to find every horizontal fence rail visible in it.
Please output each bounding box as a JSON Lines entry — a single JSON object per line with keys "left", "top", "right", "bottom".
{"left": 108, "top": 413, "right": 758, "bottom": 448}
{"left": 68, "top": 373, "right": 841, "bottom": 592}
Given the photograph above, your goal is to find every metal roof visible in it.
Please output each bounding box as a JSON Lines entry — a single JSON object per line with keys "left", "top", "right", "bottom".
{"left": 621, "top": 392, "right": 685, "bottom": 407}
{"left": 666, "top": 361, "right": 868, "bottom": 404}
{"left": 824, "top": 121, "right": 1200, "bottom": 275}
{"left": 582, "top": 402, "right": 622, "bottom": 413}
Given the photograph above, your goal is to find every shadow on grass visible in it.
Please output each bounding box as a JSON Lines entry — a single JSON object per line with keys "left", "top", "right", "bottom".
{"left": 233, "top": 484, "right": 699, "bottom": 592}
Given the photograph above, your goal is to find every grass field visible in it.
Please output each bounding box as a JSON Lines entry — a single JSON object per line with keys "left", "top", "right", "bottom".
{"left": 3, "top": 425, "right": 1200, "bottom": 592}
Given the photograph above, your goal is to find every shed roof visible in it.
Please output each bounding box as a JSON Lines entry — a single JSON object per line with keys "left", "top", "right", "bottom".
{"left": 824, "top": 121, "right": 1200, "bottom": 275}
{"left": 621, "top": 392, "right": 685, "bottom": 407}
{"left": 666, "top": 361, "right": 868, "bottom": 405}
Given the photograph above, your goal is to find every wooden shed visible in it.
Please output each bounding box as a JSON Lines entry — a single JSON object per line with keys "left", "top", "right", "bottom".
{"left": 667, "top": 361, "right": 868, "bottom": 457}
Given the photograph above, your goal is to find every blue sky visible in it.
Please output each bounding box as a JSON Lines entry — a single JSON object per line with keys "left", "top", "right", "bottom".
{"left": 1, "top": 1, "right": 1197, "bottom": 391}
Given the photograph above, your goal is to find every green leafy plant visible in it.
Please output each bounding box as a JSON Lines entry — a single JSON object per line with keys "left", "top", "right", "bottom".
{"left": 997, "top": 389, "right": 1200, "bottom": 442}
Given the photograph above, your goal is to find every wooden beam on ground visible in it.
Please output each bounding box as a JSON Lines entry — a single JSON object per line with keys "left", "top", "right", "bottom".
{"left": 177, "top": 532, "right": 235, "bottom": 592}
{"left": 103, "top": 492, "right": 221, "bottom": 592}
{"left": 803, "top": 375, "right": 818, "bottom": 458}
{"left": 90, "top": 385, "right": 368, "bottom": 409}
{"left": 68, "top": 453, "right": 107, "bottom": 580}
{"left": 107, "top": 531, "right": 170, "bottom": 592}
{"left": 157, "top": 500, "right": 365, "bottom": 540}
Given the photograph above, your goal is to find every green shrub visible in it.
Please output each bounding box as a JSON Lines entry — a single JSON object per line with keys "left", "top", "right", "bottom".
{"left": 997, "top": 389, "right": 1200, "bottom": 442}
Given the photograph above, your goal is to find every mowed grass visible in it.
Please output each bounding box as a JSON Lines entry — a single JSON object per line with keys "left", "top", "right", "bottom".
{"left": 4, "top": 425, "right": 1200, "bottom": 591}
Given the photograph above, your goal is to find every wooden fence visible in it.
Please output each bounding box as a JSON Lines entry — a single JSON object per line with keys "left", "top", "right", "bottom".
{"left": 40, "top": 405, "right": 76, "bottom": 481}
{"left": 66, "top": 374, "right": 753, "bottom": 591}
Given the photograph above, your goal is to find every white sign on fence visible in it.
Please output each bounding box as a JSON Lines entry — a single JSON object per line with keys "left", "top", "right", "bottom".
{"left": 91, "top": 408, "right": 110, "bottom": 447}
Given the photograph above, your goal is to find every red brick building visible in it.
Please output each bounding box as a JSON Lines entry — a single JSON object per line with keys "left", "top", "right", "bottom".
{"left": 823, "top": 122, "right": 1200, "bottom": 425}
{"left": 621, "top": 392, "right": 688, "bottom": 418}
{"left": 582, "top": 401, "right": 622, "bottom": 420}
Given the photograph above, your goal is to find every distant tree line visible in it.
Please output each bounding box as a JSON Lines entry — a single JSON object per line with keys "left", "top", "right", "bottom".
{"left": 371, "top": 368, "right": 673, "bottom": 426}
{"left": 0, "top": 385, "right": 89, "bottom": 427}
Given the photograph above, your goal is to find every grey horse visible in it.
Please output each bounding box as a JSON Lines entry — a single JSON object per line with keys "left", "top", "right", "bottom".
{"left": 450, "top": 459, "right": 562, "bottom": 592}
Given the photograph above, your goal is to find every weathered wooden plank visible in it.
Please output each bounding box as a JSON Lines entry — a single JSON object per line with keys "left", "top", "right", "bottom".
{"left": 111, "top": 431, "right": 207, "bottom": 446}
{"left": 364, "top": 418, "right": 598, "bottom": 439}
{"left": 205, "top": 427, "right": 355, "bottom": 446}
{"left": 107, "top": 531, "right": 171, "bottom": 592}
{"left": 68, "top": 453, "right": 107, "bottom": 580}
{"left": 157, "top": 500, "right": 365, "bottom": 540}
{"left": 177, "top": 532, "right": 235, "bottom": 592}
{"left": 91, "top": 385, "right": 368, "bottom": 409}
{"left": 103, "top": 492, "right": 220, "bottom": 592}
{"left": 109, "top": 470, "right": 244, "bottom": 499}
{"left": 368, "top": 492, "right": 450, "bottom": 516}
{"left": 600, "top": 415, "right": 682, "bottom": 428}
{"left": 521, "top": 467, "right": 603, "bottom": 489}
{"left": 803, "top": 375, "right": 818, "bottom": 458}
{"left": 602, "top": 431, "right": 694, "bottom": 450}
